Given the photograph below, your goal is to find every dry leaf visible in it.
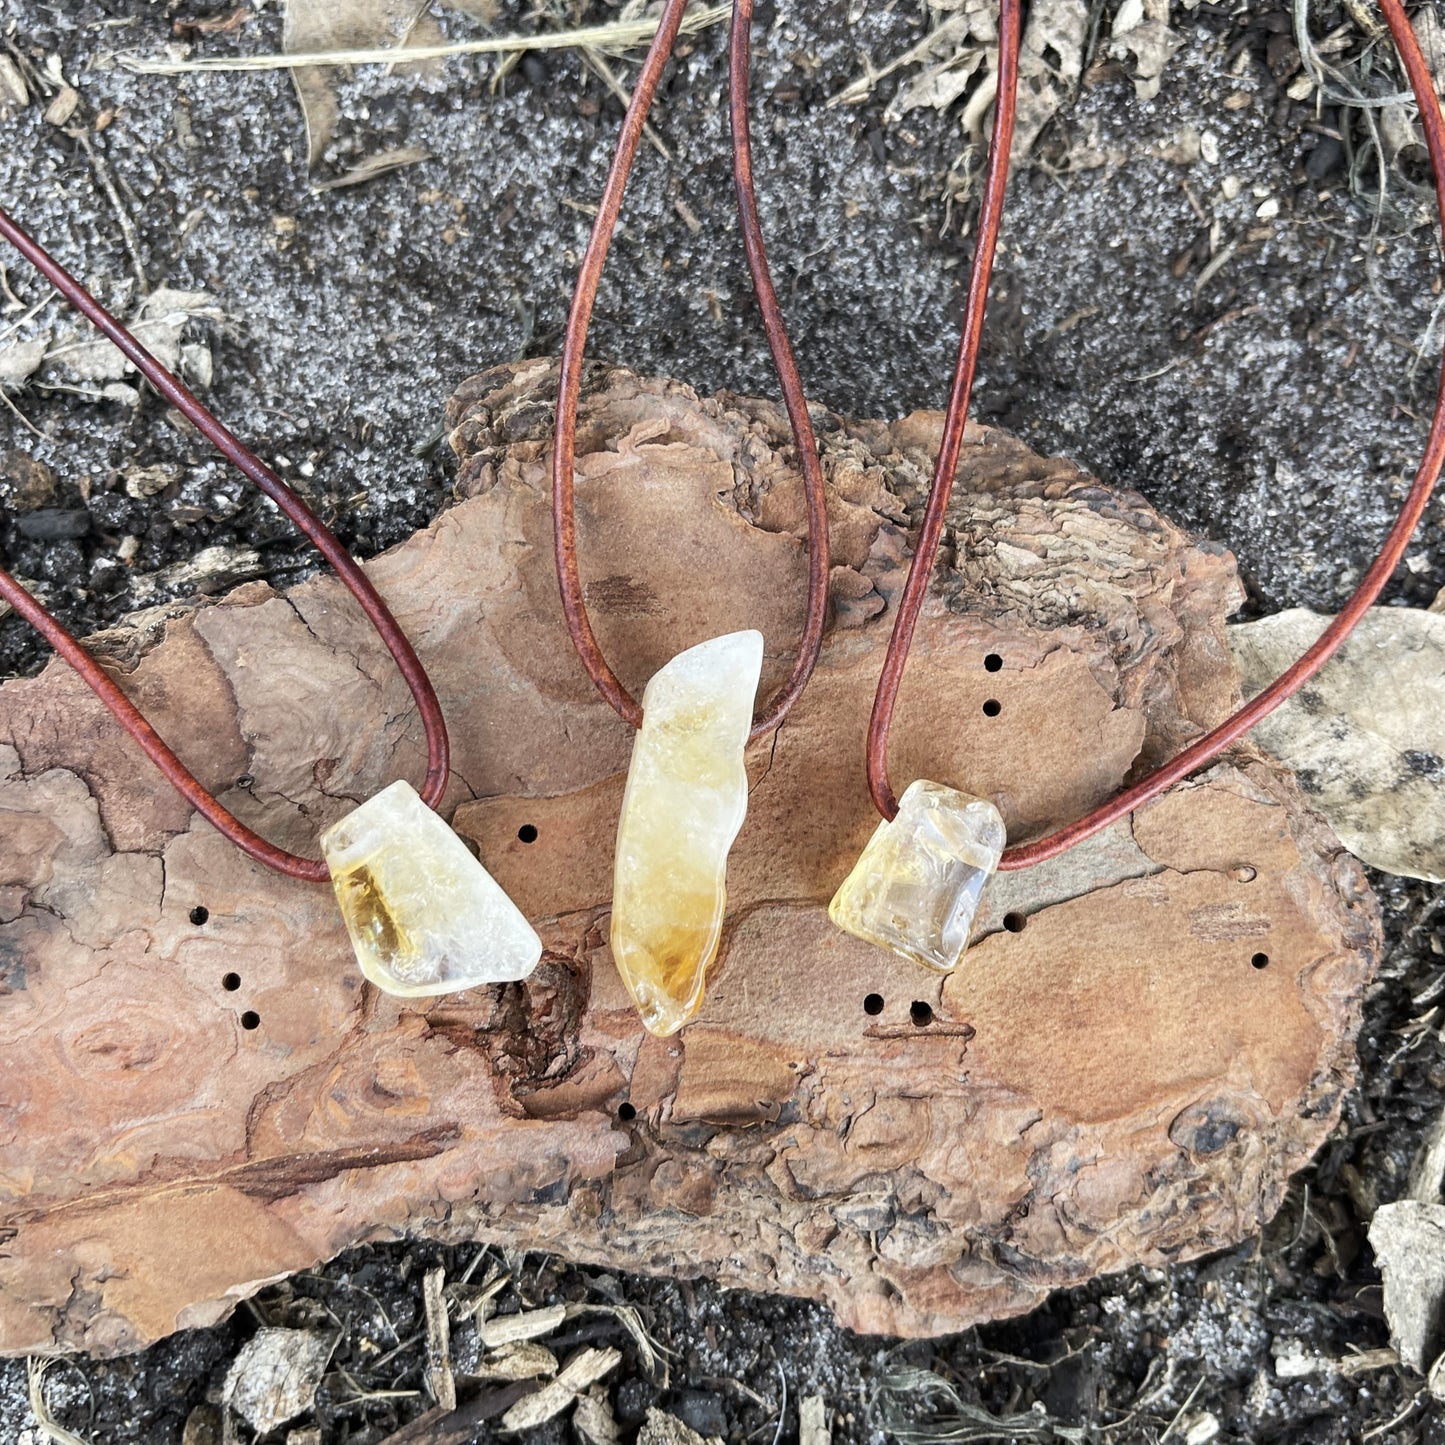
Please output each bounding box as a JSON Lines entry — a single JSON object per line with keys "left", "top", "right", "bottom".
{"left": 222, "top": 1328, "right": 338, "bottom": 1434}
{"left": 1016, "top": 0, "right": 1088, "bottom": 154}
{"left": 311, "top": 143, "right": 432, "bottom": 191}
{"left": 284, "top": 0, "right": 448, "bottom": 168}
{"left": 46, "top": 287, "right": 221, "bottom": 383}
{"left": 1107, "top": 0, "right": 1182, "bottom": 100}
{"left": 1229, "top": 607, "right": 1445, "bottom": 882}
{"left": 0, "top": 338, "right": 47, "bottom": 388}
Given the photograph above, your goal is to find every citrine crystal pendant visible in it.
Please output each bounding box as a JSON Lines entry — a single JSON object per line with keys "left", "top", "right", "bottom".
{"left": 610, "top": 630, "right": 765, "bottom": 1036}
{"left": 829, "top": 779, "right": 1006, "bottom": 973}
{"left": 320, "top": 780, "right": 543, "bottom": 997}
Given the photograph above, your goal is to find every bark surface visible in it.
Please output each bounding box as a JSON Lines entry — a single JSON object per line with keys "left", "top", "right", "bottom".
{"left": 0, "top": 363, "right": 1380, "bottom": 1355}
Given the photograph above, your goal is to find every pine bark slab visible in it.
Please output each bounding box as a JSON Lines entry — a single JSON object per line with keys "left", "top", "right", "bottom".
{"left": 0, "top": 362, "right": 1380, "bottom": 1355}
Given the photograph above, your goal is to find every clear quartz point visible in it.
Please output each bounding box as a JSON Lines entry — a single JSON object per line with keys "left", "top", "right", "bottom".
{"left": 321, "top": 779, "right": 543, "bottom": 997}
{"left": 610, "top": 630, "right": 765, "bottom": 1036}
{"left": 829, "top": 778, "right": 1006, "bottom": 973}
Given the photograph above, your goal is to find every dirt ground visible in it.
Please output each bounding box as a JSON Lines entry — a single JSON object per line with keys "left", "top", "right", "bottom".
{"left": 2, "top": 0, "right": 1445, "bottom": 1440}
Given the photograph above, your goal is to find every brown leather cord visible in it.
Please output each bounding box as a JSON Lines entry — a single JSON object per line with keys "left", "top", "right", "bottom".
{"left": 553, "top": 0, "right": 830, "bottom": 742}
{"left": 0, "top": 206, "right": 451, "bottom": 882}
{"left": 865, "top": 0, "right": 1445, "bottom": 874}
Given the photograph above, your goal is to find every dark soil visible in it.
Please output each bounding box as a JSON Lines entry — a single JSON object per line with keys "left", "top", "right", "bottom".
{"left": 1, "top": 0, "right": 1444, "bottom": 1441}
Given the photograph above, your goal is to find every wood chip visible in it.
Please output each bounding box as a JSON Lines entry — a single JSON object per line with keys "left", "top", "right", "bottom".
{"left": 500, "top": 1347, "right": 620, "bottom": 1432}
{"left": 574, "top": 1385, "right": 622, "bottom": 1445}
{"left": 480, "top": 1304, "right": 566, "bottom": 1349}
{"left": 0, "top": 56, "right": 27, "bottom": 107}
{"left": 468, "top": 1341, "right": 558, "bottom": 1382}
{"left": 423, "top": 1266, "right": 456, "bottom": 1413}
{"left": 800, "top": 1395, "right": 829, "bottom": 1445}
{"left": 43, "top": 84, "right": 78, "bottom": 126}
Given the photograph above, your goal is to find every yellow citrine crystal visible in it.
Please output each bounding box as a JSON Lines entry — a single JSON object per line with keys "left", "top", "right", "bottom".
{"left": 321, "top": 780, "right": 543, "bottom": 997}
{"left": 829, "top": 779, "right": 1006, "bottom": 973}
{"left": 610, "top": 630, "right": 764, "bottom": 1036}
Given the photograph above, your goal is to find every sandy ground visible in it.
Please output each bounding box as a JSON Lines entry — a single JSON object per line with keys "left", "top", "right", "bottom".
{"left": 1, "top": 0, "right": 1444, "bottom": 1440}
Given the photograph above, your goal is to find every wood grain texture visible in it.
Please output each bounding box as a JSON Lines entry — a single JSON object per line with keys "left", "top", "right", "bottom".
{"left": 0, "top": 362, "right": 1379, "bottom": 1355}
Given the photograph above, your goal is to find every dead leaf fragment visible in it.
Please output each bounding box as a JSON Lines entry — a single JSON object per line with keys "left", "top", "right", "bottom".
{"left": 499, "top": 1346, "right": 620, "bottom": 1431}
{"left": 0, "top": 339, "right": 47, "bottom": 389}
{"left": 46, "top": 287, "right": 222, "bottom": 383}
{"left": 1228, "top": 607, "right": 1445, "bottom": 882}
{"left": 222, "top": 1327, "right": 338, "bottom": 1434}
{"left": 1107, "top": 0, "right": 1182, "bottom": 100}
{"left": 312, "top": 144, "right": 432, "bottom": 192}
{"left": 284, "top": 0, "right": 447, "bottom": 168}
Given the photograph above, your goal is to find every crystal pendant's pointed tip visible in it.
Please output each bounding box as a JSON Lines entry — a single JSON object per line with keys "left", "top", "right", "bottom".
{"left": 830, "top": 780, "right": 1005, "bottom": 973}
{"left": 323, "top": 780, "right": 543, "bottom": 998}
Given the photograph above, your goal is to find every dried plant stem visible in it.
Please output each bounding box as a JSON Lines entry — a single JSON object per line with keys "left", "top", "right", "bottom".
{"left": 117, "top": 7, "right": 729, "bottom": 75}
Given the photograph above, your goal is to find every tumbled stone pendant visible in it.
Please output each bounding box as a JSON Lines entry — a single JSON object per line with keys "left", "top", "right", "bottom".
{"left": 829, "top": 779, "right": 1006, "bottom": 973}
{"left": 321, "top": 779, "right": 543, "bottom": 997}
{"left": 610, "top": 630, "right": 765, "bottom": 1036}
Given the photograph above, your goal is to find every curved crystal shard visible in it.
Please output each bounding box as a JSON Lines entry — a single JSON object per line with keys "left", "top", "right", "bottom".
{"left": 829, "top": 779, "right": 1006, "bottom": 973}
{"left": 610, "top": 630, "right": 765, "bottom": 1036}
{"left": 321, "top": 780, "right": 543, "bottom": 997}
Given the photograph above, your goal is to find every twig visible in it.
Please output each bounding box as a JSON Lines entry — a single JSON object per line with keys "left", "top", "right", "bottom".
{"left": 26, "top": 1360, "right": 91, "bottom": 1445}
{"left": 70, "top": 132, "right": 149, "bottom": 297}
{"left": 117, "top": 8, "right": 729, "bottom": 75}
{"left": 582, "top": 47, "right": 672, "bottom": 161}
{"left": 0, "top": 385, "right": 45, "bottom": 439}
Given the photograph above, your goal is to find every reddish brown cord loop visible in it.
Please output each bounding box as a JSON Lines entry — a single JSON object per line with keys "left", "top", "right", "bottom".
{"left": 0, "top": 206, "right": 451, "bottom": 882}
{"left": 553, "top": 0, "right": 831, "bottom": 742}
{"left": 864, "top": 0, "right": 1021, "bottom": 822}
{"left": 866, "top": 0, "right": 1445, "bottom": 873}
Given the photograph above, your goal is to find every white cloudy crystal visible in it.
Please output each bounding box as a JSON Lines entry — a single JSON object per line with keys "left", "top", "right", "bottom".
{"left": 829, "top": 778, "right": 1006, "bottom": 973}
{"left": 321, "top": 780, "right": 542, "bottom": 997}
{"left": 610, "top": 630, "right": 764, "bottom": 1036}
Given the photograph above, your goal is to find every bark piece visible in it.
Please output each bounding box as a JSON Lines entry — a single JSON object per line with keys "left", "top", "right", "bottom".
{"left": 0, "top": 363, "right": 1378, "bottom": 1357}
{"left": 1369, "top": 1202, "right": 1445, "bottom": 1372}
